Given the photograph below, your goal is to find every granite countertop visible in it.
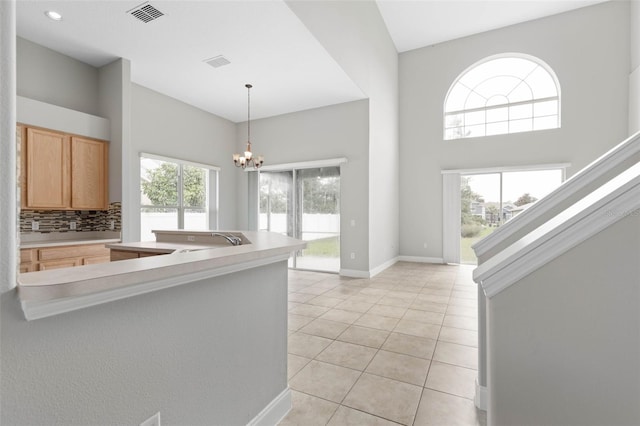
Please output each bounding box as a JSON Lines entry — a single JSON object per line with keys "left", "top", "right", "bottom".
{"left": 20, "top": 231, "right": 122, "bottom": 249}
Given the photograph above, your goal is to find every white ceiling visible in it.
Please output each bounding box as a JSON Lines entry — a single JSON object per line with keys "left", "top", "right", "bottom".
{"left": 16, "top": 0, "right": 606, "bottom": 123}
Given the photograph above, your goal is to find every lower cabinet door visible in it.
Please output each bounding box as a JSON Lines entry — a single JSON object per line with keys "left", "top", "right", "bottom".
{"left": 39, "top": 258, "right": 82, "bottom": 271}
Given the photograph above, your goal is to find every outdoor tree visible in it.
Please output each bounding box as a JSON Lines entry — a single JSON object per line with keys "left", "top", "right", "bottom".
{"left": 514, "top": 193, "right": 538, "bottom": 207}
{"left": 485, "top": 205, "right": 500, "bottom": 225}
{"left": 141, "top": 163, "right": 206, "bottom": 207}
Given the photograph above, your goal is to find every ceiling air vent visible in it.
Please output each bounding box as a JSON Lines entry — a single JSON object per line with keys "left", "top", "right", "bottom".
{"left": 204, "top": 55, "right": 231, "bottom": 69}
{"left": 128, "top": 2, "right": 164, "bottom": 23}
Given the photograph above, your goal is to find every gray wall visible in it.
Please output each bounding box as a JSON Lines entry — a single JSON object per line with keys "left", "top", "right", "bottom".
{"left": 488, "top": 212, "right": 640, "bottom": 425}
{"left": 630, "top": 0, "right": 640, "bottom": 134}
{"left": 235, "top": 100, "right": 371, "bottom": 272}
{"left": 286, "top": 0, "right": 400, "bottom": 273}
{"left": 17, "top": 37, "right": 100, "bottom": 116}
{"left": 1, "top": 261, "right": 289, "bottom": 425}
{"left": 130, "top": 84, "right": 238, "bottom": 238}
{"left": 399, "top": 1, "right": 630, "bottom": 261}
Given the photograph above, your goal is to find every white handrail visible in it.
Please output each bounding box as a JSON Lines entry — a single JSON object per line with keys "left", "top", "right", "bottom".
{"left": 473, "top": 131, "right": 640, "bottom": 259}
{"left": 474, "top": 162, "right": 640, "bottom": 297}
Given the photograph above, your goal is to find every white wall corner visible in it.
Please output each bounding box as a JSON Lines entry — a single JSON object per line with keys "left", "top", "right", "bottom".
{"left": 340, "top": 268, "right": 372, "bottom": 279}
{"left": 369, "top": 256, "right": 399, "bottom": 278}
{"left": 475, "top": 379, "right": 488, "bottom": 411}
{"left": 246, "top": 387, "right": 291, "bottom": 426}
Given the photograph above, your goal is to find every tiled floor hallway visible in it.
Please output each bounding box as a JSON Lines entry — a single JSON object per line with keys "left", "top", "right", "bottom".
{"left": 280, "top": 262, "right": 486, "bottom": 426}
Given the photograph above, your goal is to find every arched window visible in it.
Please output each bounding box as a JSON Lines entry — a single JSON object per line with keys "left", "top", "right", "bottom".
{"left": 444, "top": 54, "right": 560, "bottom": 140}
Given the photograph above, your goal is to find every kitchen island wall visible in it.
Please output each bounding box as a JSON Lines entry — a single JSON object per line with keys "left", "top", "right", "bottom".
{"left": 2, "top": 260, "right": 289, "bottom": 425}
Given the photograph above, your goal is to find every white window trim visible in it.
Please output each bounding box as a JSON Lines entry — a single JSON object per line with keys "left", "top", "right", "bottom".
{"left": 245, "top": 157, "right": 347, "bottom": 172}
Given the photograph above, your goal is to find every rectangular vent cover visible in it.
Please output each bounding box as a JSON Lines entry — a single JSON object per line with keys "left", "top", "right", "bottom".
{"left": 204, "top": 55, "right": 231, "bottom": 69}
{"left": 129, "top": 2, "right": 164, "bottom": 23}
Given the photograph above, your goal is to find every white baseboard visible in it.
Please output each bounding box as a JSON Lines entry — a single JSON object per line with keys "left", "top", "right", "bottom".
{"left": 398, "top": 256, "right": 444, "bottom": 264}
{"left": 339, "top": 268, "right": 371, "bottom": 278}
{"left": 247, "top": 387, "right": 291, "bottom": 426}
{"left": 475, "top": 379, "right": 487, "bottom": 411}
{"left": 369, "top": 257, "right": 399, "bottom": 278}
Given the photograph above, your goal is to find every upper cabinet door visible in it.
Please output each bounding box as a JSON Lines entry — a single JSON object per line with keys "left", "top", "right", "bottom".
{"left": 25, "top": 128, "right": 70, "bottom": 209}
{"left": 71, "top": 137, "right": 108, "bottom": 210}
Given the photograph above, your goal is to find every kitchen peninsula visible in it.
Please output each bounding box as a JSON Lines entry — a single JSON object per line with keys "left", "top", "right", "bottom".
{"left": 18, "top": 230, "right": 305, "bottom": 320}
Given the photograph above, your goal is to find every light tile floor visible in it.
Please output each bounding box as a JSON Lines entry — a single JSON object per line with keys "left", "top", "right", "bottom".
{"left": 280, "top": 262, "right": 486, "bottom": 426}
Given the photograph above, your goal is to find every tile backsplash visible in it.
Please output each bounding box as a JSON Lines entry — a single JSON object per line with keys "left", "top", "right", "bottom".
{"left": 20, "top": 202, "right": 121, "bottom": 234}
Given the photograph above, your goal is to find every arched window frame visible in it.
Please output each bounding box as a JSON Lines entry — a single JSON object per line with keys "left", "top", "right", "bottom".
{"left": 444, "top": 53, "right": 561, "bottom": 140}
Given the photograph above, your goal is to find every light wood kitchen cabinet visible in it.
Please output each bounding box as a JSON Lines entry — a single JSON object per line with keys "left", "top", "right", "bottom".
{"left": 20, "top": 125, "right": 109, "bottom": 210}
{"left": 24, "top": 127, "right": 70, "bottom": 209}
{"left": 71, "top": 137, "right": 108, "bottom": 210}
{"left": 110, "top": 249, "right": 165, "bottom": 261}
{"left": 19, "top": 243, "right": 111, "bottom": 272}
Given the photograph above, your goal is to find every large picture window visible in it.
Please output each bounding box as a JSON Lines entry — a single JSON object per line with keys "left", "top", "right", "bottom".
{"left": 444, "top": 54, "right": 560, "bottom": 140}
{"left": 140, "top": 154, "right": 218, "bottom": 241}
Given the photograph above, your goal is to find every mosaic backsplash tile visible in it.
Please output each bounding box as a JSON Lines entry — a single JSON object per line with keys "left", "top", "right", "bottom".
{"left": 20, "top": 202, "right": 122, "bottom": 234}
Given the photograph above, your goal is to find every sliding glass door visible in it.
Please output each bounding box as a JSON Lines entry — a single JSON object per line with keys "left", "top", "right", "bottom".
{"left": 259, "top": 167, "right": 340, "bottom": 272}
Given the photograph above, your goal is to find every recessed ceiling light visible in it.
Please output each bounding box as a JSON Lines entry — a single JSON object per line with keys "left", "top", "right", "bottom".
{"left": 44, "top": 10, "right": 63, "bottom": 21}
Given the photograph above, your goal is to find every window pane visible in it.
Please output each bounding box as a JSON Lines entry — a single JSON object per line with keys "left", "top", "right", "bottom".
{"left": 445, "top": 84, "right": 471, "bottom": 112}
{"left": 474, "top": 75, "right": 520, "bottom": 98}
{"left": 486, "top": 107, "right": 508, "bottom": 123}
{"left": 183, "top": 165, "right": 207, "bottom": 208}
{"left": 184, "top": 208, "right": 207, "bottom": 230}
{"left": 466, "top": 124, "right": 486, "bottom": 138}
{"left": 534, "top": 100, "right": 558, "bottom": 117}
{"left": 464, "top": 91, "right": 487, "bottom": 110}
{"left": 510, "top": 118, "right": 533, "bottom": 133}
{"left": 141, "top": 158, "right": 178, "bottom": 206}
{"left": 526, "top": 66, "right": 557, "bottom": 98}
{"left": 141, "top": 208, "right": 178, "bottom": 241}
{"left": 445, "top": 127, "right": 466, "bottom": 140}
{"left": 445, "top": 113, "right": 465, "bottom": 129}
{"left": 486, "top": 121, "right": 509, "bottom": 136}
{"left": 464, "top": 110, "right": 485, "bottom": 126}
{"left": 533, "top": 115, "right": 559, "bottom": 131}
{"left": 508, "top": 82, "right": 534, "bottom": 103}
{"left": 509, "top": 104, "right": 533, "bottom": 120}
{"left": 486, "top": 95, "right": 509, "bottom": 107}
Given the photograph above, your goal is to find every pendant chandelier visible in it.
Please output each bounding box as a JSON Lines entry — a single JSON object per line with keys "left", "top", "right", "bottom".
{"left": 233, "top": 83, "right": 264, "bottom": 169}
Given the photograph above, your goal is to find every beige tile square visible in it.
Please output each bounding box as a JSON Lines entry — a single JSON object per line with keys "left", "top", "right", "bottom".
{"left": 288, "top": 354, "right": 312, "bottom": 379}
{"left": 414, "top": 389, "right": 487, "bottom": 426}
{"left": 394, "top": 319, "right": 441, "bottom": 339}
{"left": 348, "top": 293, "right": 383, "bottom": 304}
{"left": 359, "top": 287, "right": 388, "bottom": 296}
{"left": 451, "top": 289, "right": 477, "bottom": 300}
{"left": 288, "top": 302, "right": 302, "bottom": 312}
{"left": 299, "top": 318, "right": 349, "bottom": 339}
{"left": 288, "top": 314, "right": 315, "bottom": 331}
{"left": 288, "top": 292, "right": 315, "bottom": 303}
{"left": 288, "top": 332, "right": 333, "bottom": 358}
{"left": 327, "top": 405, "right": 399, "bottom": 426}
{"left": 366, "top": 350, "right": 431, "bottom": 386}
{"left": 425, "top": 361, "right": 477, "bottom": 399}
{"left": 297, "top": 286, "right": 331, "bottom": 296}
{"left": 382, "top": 332, "right": 436, "bottom": 359}
{"left": 421, "top": 288, "right": 452, "bottom": 297}
{"left": 289, "top": 360, "right": 361, "bottom": 403}
{"left": 403, "top": 309, "right": 445, "bottom": 325}
{"left": 337, "top": 325, "right": 390, "bottom": 348}
{"left": 378, "top": 296, "right": 413, "bottom": 308}
{"left": 320, "top": 308, "right": 363, "bottom": 324}
{"left": 279, "top": 390, "right": 339, "bottom": 426}
{"left": 443, "top": 314, "right": 478, "bottom": 331}
{"left": 307, "top": 295, "right": 344, "bottom": 308}
{"left": 343, "top": 373, "right": 422, "bottom": 425}
{"left": 410, "top": 299, "right": 448, "bottom": 313}
{"left": 416, "top": 294, "right": 450, "bottom": 304}
{"left": 449, "top": 297, "right": 477, "bottom": 308}
{"left": 439, "top": 326, "right": 478, "bottom": 347}
{"left": 433, "top": 341, "right": 478, "bottom": 370}
{"left": 367, "top": 304, "right": 407, "bottom": 319}
{"left": 354, "top": 313, "right": 400, "bottom": 331}
{"left": 446, "top": 305, "right": 477, "bottom": 318}
{"left": 289, "top": 303, "right": 331, "bottom": 318}
{"left": 316, "top": 340, "right": 378, "bottom": 371}
{"left": 336, "top": 299, "right": 374, "bottom": 313}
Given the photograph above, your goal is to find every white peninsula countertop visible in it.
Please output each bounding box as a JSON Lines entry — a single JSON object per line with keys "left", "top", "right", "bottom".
{"left": 18, "top": 231, "right": 305, "bottom": 320}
